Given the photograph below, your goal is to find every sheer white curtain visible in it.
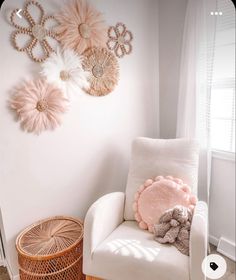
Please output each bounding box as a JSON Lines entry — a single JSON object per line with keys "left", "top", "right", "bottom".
{"left": 176, "top": 0, "right": 217, "bottom": 202}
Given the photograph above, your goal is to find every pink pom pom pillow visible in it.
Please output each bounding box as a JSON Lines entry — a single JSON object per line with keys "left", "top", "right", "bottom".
{"left": 133, "top": 175, "right": 198, "bottom": 233}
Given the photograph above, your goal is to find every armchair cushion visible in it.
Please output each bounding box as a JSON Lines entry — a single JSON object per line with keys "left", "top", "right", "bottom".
{"left": 89, "top": 221, "right": 190, "bottom": 280}
{"left": 125, "top": 138, "right": 199, "bottom": 220}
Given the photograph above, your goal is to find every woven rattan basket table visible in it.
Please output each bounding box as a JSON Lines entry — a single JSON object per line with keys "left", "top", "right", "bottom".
{"left": 16, "top": 216, "right": 85, "bottom": 280}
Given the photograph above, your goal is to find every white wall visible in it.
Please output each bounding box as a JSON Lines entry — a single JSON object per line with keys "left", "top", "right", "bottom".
{"left": 158, "top": 0, "right": 235, "bottom": 258}
{"left": 0, "top": 0, "right": 159, "bottom": 277}
{"left": 209, "top": 156, "right": 235, "bottom": 256}
{"left": 158, "top": 0, "right": 187, "bottom": 138}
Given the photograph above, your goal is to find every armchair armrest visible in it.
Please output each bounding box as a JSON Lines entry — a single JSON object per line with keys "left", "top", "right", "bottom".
{"left": 190, "top": 201, "right": 208, "bottom": 280}
{"left": 83, "top": 192, "right": 125, "bottom": 259}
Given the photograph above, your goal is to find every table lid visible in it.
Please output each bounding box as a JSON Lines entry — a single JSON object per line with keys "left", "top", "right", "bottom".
{"left": 16, "top": 216, "right": 83, "bottom": 259}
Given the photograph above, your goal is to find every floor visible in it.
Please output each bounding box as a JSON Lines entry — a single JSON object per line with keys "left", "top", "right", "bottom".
{"left": 0, "top": 267, "right": 9, "bottom": 280}
{"left": 0, "top": 246, "right": 235, "bottom": 280}
{"left": 208, "top": 245, "right": 236, "bottom": 280}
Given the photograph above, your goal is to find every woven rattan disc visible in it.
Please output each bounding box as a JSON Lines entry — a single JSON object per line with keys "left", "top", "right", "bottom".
{"left": 16, "top": 216, "right": 83, "bottom": 258}
{"left": 82, "top": 47, "right": 119, "bottom": 96}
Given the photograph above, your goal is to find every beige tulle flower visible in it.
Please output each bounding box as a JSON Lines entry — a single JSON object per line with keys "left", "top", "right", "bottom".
{"left": 56, "top": 0, "right": 107, "bottom": 55}
{"left": 10, "top": 79, "right": 68, "bottom": 134}
{"left": 82, "top": 47, "right": 119, "bottom": 96}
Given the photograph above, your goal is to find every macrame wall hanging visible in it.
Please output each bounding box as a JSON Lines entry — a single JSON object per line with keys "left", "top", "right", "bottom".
{"left": 10, "top": 0, "right": 59, "bottom": 63}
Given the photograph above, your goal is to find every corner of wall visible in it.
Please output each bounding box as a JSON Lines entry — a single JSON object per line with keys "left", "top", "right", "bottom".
{"left": 0, "top": 208, "right": 7, "bottom": 264}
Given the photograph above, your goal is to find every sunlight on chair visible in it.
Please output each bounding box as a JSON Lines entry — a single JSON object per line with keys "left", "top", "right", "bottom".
{"left": 107, "top": 239, "right": 160, "bottom": 262}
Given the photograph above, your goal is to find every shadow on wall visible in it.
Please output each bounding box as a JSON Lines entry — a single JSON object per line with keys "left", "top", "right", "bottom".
{"left": 80, "top": 142, "right": 128, "bottom": 217}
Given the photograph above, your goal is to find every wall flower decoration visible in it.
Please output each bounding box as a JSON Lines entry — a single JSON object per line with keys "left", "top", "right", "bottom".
{"left": 10, "top": 79, "right": 68, "bottom": 134}
{"left": 41, "top": 48, "right": 89, "bottom": 97}
{"left": 82, "top": 47, "right": 119, "bottom": 96}
{"left": 107, "top": 23, "right": 133, "bottom": 58}
{"left": 10, "top": 1, "right": 59, "bottom": 63}
{"left": 55, "top": 0, "right": 107, "bottom": 55}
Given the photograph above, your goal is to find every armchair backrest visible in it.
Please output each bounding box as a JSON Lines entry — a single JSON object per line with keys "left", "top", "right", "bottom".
{"left": 124, "top": 137, "right": 199, "bottom": 220}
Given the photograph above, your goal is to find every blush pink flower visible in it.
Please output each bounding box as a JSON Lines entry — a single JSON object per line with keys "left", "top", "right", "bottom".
{"left": 10, "top": 79, "right": 68, "bottom": 134}
{"left": 56, "top": 0, "right": 107, "bottom": 55}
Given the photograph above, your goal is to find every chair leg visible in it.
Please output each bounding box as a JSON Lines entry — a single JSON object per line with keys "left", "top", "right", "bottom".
{"left": 86, "top": 276, "right": 102, "bottom": 280}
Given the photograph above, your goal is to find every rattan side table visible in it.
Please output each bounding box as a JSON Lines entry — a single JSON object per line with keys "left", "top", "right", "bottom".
{"left": 16, "top": 216, "right": 85, "bottom": 280}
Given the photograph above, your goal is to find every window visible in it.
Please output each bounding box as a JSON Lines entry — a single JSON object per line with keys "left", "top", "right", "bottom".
{"left": 210, "top": 0, "right": 235, "bottom": 153}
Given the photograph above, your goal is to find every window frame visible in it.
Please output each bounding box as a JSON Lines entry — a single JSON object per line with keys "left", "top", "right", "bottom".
{"left": 212, "top": 149, "right": 235, "bottom": 161}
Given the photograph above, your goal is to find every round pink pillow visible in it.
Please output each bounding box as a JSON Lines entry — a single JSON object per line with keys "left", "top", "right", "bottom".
{"left": 133, "top": 175, "right": 198, "bottom": 233}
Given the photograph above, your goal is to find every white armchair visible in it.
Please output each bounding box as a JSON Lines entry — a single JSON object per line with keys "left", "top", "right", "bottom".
{"left": 83, "top": 138, "right": 208, "bottom": 280}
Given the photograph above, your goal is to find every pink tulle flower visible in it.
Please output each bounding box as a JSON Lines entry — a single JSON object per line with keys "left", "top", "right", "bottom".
{"left": 10, "top": 79, "right": 68, "bottom": 134}
{"left": 55, "top": 0, "right": 107, "bottom": 54}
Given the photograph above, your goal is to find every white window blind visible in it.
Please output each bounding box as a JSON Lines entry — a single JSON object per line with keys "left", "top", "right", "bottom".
{"left": 210, "top": 0, "right": 235, "bottom": 153}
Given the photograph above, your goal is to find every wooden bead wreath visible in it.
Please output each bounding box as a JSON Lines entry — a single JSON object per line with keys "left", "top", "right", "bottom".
{"left": 10, "top": 1, "right": 59, "bottom": 63}
{"left": 107, "top": 22, "right": 133, "bottom": 58}
{"left": 82, "top": 47, "right": 119, "bottom": 96}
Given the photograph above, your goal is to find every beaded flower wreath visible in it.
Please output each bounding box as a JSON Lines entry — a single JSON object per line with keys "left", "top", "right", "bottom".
{"left": 107, "top": 22, "right": 133, "bottom": 58}
{"left": 82, "top": 47, "right": 119, "bottom": 96}
{"left": 10, "top": 0, "right": 59, "bottom": 63}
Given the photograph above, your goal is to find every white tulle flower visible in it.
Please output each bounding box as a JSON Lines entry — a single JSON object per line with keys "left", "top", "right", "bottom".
{"left": 41, "top": 48, "right": 89, "bottom": 97}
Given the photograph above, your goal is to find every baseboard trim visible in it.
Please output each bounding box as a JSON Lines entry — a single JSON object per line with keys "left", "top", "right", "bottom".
{"left": 209, "top": 235, "right": 218, "bottom": 247}
{"left": 5, "top": 259, "right": 13, "bottom": 280}
{"left": 4, "top": 258, "right": 19, "bottom": 280}
{"left": 218, "top": 237, "right": 236, "bottom": 261}
{"left": 12, "top": 274, "right": 20, "bottom": 280}
{"left": 210, "top": 235, "right": 236, "bottom": 261}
